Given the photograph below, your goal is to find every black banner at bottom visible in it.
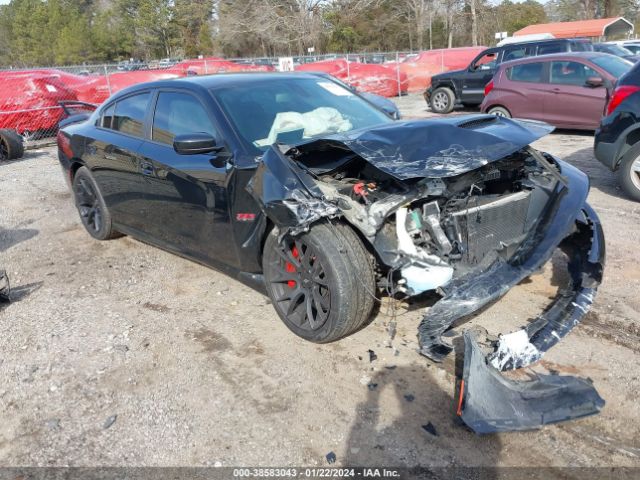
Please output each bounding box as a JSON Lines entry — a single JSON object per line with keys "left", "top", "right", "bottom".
{"left": 0, "top": 467, "right": 637, "bottom": 480}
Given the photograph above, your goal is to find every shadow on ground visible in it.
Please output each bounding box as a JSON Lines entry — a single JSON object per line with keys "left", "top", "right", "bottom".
{"left": 343, "top": 359, "right": 503, "bottom": 472}
{"left": 0, "top": 227, "right": 39, "bottom": 252}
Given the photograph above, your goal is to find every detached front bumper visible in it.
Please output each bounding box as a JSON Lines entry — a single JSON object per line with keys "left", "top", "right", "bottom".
{"left": 418, "top": 159, "right": 603, "bottom": 362}
{"left": 416, "top": 159, "right": 606, "bottom": 433}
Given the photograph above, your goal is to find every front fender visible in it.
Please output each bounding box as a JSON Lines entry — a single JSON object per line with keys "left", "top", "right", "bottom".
{"left": 246, "top": 145, "right": 337, "bottom": 233}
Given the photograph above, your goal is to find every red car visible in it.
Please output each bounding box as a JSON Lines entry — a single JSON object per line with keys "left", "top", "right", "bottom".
{"left": 72, "top": 70, "right": 187, "bottom": 104}
{"left": 170, "top": 57, "right": 274, "bottom": 75}
{"left": 388, "top": 46, "right": 486, "bottom": 93}
{"left": 295, "top": 59, "right": 408, "bottom": 97}
{"left": 481, "top": 52, "right": 633, "bottom": 129}
{"left": 0, "top": 71, "right": 78, "bottom": 137}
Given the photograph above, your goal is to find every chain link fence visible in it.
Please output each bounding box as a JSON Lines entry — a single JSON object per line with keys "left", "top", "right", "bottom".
{"left": 0, "top": 48, "right": 484, "bottom": 148}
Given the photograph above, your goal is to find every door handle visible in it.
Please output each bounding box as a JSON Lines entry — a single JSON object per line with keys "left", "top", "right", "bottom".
{"left": 552, "top": 87, "right": 562, "bottom": 93}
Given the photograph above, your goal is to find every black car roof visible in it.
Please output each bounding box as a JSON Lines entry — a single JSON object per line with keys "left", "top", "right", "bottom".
{"left": 110, "top": 72, "right": 327, "bottom": 100}
{"left": 501, "top": 37, "right": 591, "bottom": 47}
{"left": 499, "top": 51, "right": 609, "bottom": 68}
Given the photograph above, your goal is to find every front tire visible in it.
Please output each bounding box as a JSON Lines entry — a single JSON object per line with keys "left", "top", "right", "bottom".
{"left": 618, "top": 147, "right": 640, "bottom": 202}
{"left": 72, "top": 166, "right": 121, "bottom": 240}
{"left": 263, "top": 221, "right": 376, "bottom": 343}
{"left": 430, "top": 87, "right": 455, "bottom": 114}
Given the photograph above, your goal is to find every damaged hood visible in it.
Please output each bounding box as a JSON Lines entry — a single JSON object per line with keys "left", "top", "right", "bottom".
{"left": 294, "top": 115, "right": 554, "bottom": 180}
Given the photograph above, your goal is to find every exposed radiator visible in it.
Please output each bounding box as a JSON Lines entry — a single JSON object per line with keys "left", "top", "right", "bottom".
{"left": 451, "top": 191, "right": 531, "bottom": 265}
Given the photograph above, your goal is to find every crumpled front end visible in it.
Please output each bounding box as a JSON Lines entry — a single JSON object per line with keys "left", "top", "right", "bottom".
{"left": 247, "top": 115, "right": 606, "bottom": 433}
{"left": 418, "top": 159, "right": 604, "bottom": 364}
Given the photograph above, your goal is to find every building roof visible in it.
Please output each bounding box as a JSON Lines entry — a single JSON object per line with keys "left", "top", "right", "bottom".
{"left": 513, "top": 17, "right": 634, "bottom": 39}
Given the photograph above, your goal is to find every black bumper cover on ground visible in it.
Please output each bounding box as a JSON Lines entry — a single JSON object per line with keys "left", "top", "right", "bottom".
{"left": 459, "top": 330, "right": 605, "bottom": 434}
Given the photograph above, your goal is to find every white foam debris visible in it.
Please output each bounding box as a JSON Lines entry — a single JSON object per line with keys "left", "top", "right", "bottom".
{"left": 490, "top": 329, "right": 542, "bottom": 370}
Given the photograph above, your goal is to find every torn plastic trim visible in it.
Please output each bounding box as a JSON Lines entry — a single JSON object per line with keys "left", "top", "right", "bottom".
{"left": 292, "top": 115, "right": 555, "bottom": 180}
{"left": 0, "top": 270, "right": 10, "bottom": 302}
{"left": 417, "top": 159, "right": 600, "bottom": 362}
{"left": 459, "top": 330, "right": 605, "bottom": 434}
{"left": 246, "top": 144, "right": 338, "bottom": 235}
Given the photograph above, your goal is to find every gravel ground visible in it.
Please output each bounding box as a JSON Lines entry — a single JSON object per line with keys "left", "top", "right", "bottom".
{"left": 1, "top": 95, "right": 639, "bottom": 469}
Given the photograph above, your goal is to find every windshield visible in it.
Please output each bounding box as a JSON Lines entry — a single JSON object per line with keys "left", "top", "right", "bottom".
{"left": 212, "top": 77, "right": 392, "bottom": 154}
{"left": 592, "top": 55, "right": 633, "bottom": 77}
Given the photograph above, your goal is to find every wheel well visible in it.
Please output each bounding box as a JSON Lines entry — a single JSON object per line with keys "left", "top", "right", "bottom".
{"left": 258, "top": 217, "right": 381, "bottom": 275}
{"left": 69, "top": 160, "right": 84, "bottom": 180}
{"left": 260, "top": 218, "right": 275, "bottom": 261}
{"left": 432, "top": 82, "right": 457, "bottom": 97}
{"left": 487, "top": 104, "right": 509, "bottom": 112}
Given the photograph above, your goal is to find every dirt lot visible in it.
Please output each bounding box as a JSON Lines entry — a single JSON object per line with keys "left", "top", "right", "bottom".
{"left": 1, "top": 95, "right": 639, "bottom": 469}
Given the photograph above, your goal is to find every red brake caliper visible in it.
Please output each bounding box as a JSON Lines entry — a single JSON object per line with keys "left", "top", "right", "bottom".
{"left": 286, "top": 246, "right": 299, "bottom": 289}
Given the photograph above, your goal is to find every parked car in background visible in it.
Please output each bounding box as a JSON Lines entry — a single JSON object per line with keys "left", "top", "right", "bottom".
{"left": 595, "top": 60, "right": 640, "bottom": 200}
{"left": 295, "top": 59, "right": 409, "bottom": 97}
{"left": 593, "top": 43, "right": 639, "bottom": 62}
{"left": 170, "top": 57, "right": 274, "bottom": 75}
{"left": 425, "top": 38, "right": 593, "bottom": 113}
{"left": 0, "top": 71, "right": 78, "bottom": 139}
{"left": 606, "top": 40, "right": 640, "bottom": 55}
{"left": 481, "top": 52, "right": 632, "bottom": 129}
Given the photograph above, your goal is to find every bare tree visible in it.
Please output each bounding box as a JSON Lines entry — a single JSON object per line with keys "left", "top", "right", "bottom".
{"left": 395, "top": 0, "right": 431, "bottom": 50}
{"left": 469, "top": 0, "right": 478, "bottom": 46}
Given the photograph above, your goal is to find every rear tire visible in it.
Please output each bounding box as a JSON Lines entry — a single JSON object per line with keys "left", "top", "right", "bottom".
{"left": 487, "top": 106, "right": 511, "bottom": 118}
{"left": 0, "top": 129, "right": 24, "bottom": 161}
{"left": 430, "top": 87, "right": 455, "bottom": 114}
{"left": 72, "top": 166, "right": 121, "bottom": 240}
{"left": 618, "top": 147, "right": 640, "bottom": 202}
{"left": 263, "top": 221, "right": 376, "bottom": 343}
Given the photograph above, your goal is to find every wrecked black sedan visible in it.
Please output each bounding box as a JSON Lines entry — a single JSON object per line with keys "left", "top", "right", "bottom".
{"left": 57, "top": 73, "right": 605, "bottom": 433}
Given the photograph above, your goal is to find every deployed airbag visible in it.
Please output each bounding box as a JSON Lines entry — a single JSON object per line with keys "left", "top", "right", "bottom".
{"left": 256, "top": 107, "right": 352, "bottom": 147}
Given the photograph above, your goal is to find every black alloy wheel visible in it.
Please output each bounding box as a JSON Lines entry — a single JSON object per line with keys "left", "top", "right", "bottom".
{"left": 75, "top": 175, "right": 103, "bottom": 235}
{"left": 266, "top": 237, "right": 331, "bottom": 332}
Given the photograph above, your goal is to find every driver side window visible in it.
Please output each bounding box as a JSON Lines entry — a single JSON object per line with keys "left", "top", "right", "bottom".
{"left": 152, "top": 91, "right": 217, "bottom": 146}
{"left": 473, "top": 52, "right": 496, "bottom": 70}
{"left": 549, "top": 61, "right": 597, "bottom": 86}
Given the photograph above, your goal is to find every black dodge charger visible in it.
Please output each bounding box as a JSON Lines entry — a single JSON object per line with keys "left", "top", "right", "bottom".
{"left": 58, "top": 73, "right": 606, "bottom": 433}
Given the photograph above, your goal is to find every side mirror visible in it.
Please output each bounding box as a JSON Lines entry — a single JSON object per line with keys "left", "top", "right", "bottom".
{"left": 173, "top": 133, "right": 222, "bottom": 155}
{"left": 585, "top": 76, "right": 604, "bottom": 88}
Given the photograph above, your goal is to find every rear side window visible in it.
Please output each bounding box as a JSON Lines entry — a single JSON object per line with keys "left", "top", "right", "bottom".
{"left": 503, "top": 46, "right": 531, "bottom": 62}
{"left": 591, "top": 55, "right": 633, "bottom": 78}
{"left": 550, "top": 61, "right": 598, "bottom": 86}
{"left": 152, "top": 92, "right": 217, "bottom": 145}
{"left": 507, "top": 63, "right": 545, "bottom": 83}
{"left": 99, "top": 103, "right": 115, "bottom": 129}
{"left": 571, "top": 42, "right": 592, "bottom": 52}
{"left": 537, "top": 42, "right": 566, "bottom": 55}
{"left": 112, "top": 92, "right": 150, "bottom": 138}
{"left": 625, "top": 44, "right": 640, "bottom": 54}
